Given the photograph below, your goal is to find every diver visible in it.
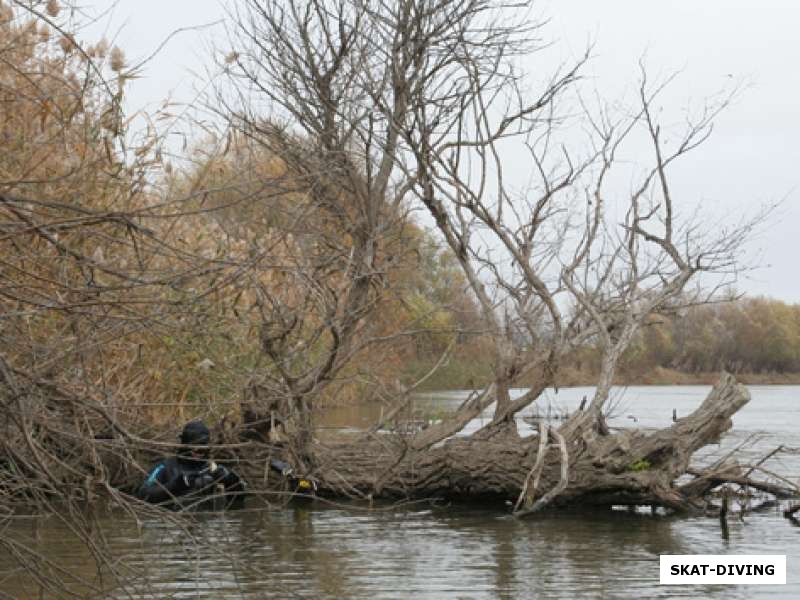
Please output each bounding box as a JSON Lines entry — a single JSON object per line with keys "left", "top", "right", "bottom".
{"left": 137, "top": 420, "right": 246, "bottom": 509}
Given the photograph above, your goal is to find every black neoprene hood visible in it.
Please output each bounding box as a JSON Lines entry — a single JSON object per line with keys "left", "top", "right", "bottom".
{"left": 180, "top": 420, "right": 210, "bottom": 446}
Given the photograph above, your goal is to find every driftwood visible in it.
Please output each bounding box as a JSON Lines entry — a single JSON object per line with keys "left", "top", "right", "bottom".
{"left": 308, "top": 374, "right": 797, "bottom": 513}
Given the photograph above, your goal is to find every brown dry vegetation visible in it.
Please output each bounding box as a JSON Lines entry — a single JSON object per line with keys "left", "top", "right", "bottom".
{"left": 0, "top": 0, "right": 485, "bottom": 505}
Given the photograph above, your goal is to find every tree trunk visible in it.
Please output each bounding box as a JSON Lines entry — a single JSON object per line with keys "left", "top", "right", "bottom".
{"left": 309, "top": 374, "right": 765, "bottom": 512}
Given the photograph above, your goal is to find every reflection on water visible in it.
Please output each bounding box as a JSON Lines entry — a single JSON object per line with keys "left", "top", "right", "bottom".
{"left": 2, "top": 386, "right": 799, "bottom": 599}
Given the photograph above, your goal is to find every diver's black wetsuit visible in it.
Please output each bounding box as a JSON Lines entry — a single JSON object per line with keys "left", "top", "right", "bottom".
{"left": 137, "top": 455, "right": 246, "bottom": 508}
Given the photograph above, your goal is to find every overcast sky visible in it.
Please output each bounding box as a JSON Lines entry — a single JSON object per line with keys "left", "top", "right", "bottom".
{"left": 83, "top": 1, "right": 800, "bottom": 302}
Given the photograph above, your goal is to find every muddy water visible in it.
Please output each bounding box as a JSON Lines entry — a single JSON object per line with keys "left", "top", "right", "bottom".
{"left": 3, "top": 385, "right": 800, "bottom": 599}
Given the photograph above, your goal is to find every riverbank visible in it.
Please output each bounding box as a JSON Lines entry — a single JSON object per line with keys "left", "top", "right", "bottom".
{"left": 403, "top": 358, "right": 800, "bottom": 392}
{"left": 556, "top": 366, "right": 800, "bottom": 387}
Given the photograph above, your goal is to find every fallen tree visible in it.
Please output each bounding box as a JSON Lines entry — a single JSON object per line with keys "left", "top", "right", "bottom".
{"left": 223, "top": 0, "right": 781, "bottom": 505}
{"left": 307, "top": 373, "right": 796, "bottom": 514}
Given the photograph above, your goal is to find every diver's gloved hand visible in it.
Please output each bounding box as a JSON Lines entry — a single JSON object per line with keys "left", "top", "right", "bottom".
{"left": 182, "top": 470, "right": 216, "bottom": 491}
{"left": 207, "top": 461, "right": 222, "bottom": 477}
{"left": 269, "top": 459, "right": 293, "bottom": 477}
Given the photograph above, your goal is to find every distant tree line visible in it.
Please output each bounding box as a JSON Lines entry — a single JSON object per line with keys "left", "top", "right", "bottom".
{"left": 406, "top": 294, "right": 800, "bottom": 388}
{"left": 555, "top": 297, "right": 800, "bottom": 379}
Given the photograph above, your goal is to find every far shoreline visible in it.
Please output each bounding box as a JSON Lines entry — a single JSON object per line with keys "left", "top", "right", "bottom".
{"left": 410, "top": 366, "right": 800, "bottom": 393}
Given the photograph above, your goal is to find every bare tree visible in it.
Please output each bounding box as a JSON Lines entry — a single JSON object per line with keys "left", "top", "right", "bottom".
{"left": 218, "top": 0, "right": 448, "bottom": 466}
{"left": 226, "top": 0, "right": 786, "bottom": 512}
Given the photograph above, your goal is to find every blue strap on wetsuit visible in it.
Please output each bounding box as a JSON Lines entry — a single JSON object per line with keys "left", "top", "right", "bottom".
{"left": 145, "top": 464, "right": 165, "bottom": 485}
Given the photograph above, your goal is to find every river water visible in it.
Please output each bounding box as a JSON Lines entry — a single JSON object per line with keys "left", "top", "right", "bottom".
{"left": 3, "top": 385, "right": 799, "bottom": 599}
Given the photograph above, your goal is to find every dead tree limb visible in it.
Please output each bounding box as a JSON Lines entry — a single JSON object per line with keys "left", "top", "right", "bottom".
{"left": 514, "top": 427, "right": 569, "bottom": 517}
